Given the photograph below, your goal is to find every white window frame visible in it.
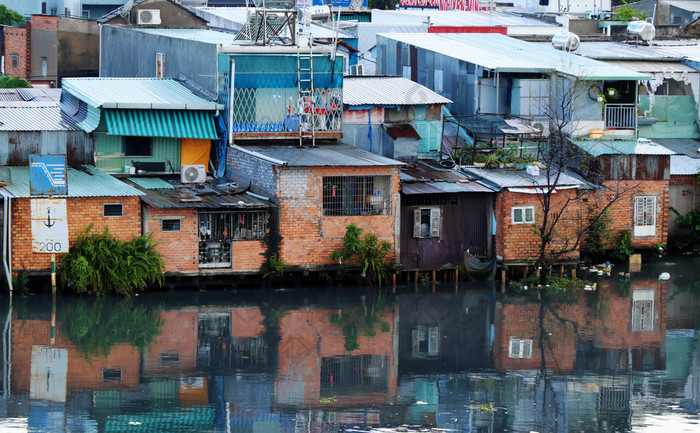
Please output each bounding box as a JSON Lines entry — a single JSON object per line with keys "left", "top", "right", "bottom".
{"left": 508, "top": 337, "right": 533, "bottom": 359}
{"left": 434, "top": 69, "right": 444, "bottom": 93}
{"left": 411, "top": 325, "right": 439, "bottom": 358}
{"left": 156, "top": 52, "right": 165, "bottom": 78}
{"left": 511, "top": 206, "right": 535, "bottom": 225}
{"left": 633, "top": 196, "right": 656, "bottom": 237}
{"left": 413, "top": 207, "right": 441, "bottom": 238}
{"left": 631, "top": 289, "right": 655, "bottom": 331}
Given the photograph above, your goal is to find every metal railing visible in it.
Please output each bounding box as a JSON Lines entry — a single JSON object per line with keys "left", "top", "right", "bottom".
{"left": 605, "top": 103, "right": 637, "bottom": 130}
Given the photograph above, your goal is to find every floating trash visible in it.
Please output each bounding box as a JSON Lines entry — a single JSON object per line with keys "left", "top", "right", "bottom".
{"left": 659, "top": 272, "right": 670, "bottom": 280}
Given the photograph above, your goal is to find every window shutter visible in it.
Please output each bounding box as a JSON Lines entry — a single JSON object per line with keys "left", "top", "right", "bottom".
{"left": 509, "top": 338, "right": 520, "bottom": 357}
{"left": 522, "top": 340, "right": 532, "bottom": 358}
{"left": 430, "top": 208, "right": 441, "bottom": 237}
{"left": 414, "top": 209, "right": 422, "bottom": 237}
{"left": 645, "top": 197, "right": 656, "bottom": 226}
{"left": 635, "top": 197, "right": 645, "bottom": 226}
{"left": 428, "top": 326, "right": 439, "bottom": 355}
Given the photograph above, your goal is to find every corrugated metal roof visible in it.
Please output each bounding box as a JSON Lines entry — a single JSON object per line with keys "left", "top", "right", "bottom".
{"left": 670, "top": 155, "right": 700, "bottom": 175}
{"left": 663, "top": 0, "right": 700, "bottom": 11}
{"left": 570, "top": 42, "right": 687, "bottom": 61}
{"left": 380, "top": 33, "right": 650, "bottom": 80}
{"left": 0, "top": 88, "right": 62, "bottom": 102}
{"left": 0, "top": 106, "right": 81, "bottom": 131}
{"left": 603, "top": 60, "right": 698, "bottom": 74}
{"left": 61, "top": 78, "right": 220, "bottom": 111}
{"left": 357, "top": 23, "right": 427, "bottom": 54}
{"left": 400, "top": 160, "right": 496, "bottom": 193}
{"left": 371, "top": 9, "right": 559, "bottom": 28}
{"left": 127, "top": 180, "right": 273, "bottom": 210}
{"left": 132, "top": 27, "right": 241, "bottom": 45}
{"left": 402, "top": 180, "right": 494, "bottom": 194}
{"left": 573, "top": 139, "right": 676, "bottom": 156}
{"left": 235, "top": 144, "right": 403, "bottom": 167}
{"left": 128, "top": 177, "right": 175, "bottom": 190}
{"left": 343, "top": 76, "right": 451, "bottom": 106}
{"left": 654, "top": 138, "right": 700, "bottom": 156}
{"left": 105, "top": 109, "right": 218, "bottom": 139}
{"left": 459, "top": 166, "right": 588, "bottom": 189}
{"left": 0, "top": 166, "right": 144, "bottom": 198}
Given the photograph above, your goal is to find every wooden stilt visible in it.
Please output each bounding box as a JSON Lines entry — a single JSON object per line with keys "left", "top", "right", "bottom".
{"left": 572, "top": 268, "right": 577, "bottom": 280}
{"left": 501, "top": 270, "right": 506, "bottom": 294}
{"left": 392, "top": 273, "right": 396, "bottom": 293}
{"left": 432, "top": 270, "right": 436, "bottom": 282}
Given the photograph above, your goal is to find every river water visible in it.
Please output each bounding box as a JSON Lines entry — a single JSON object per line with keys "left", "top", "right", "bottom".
{"left": 0, "top": 255, "right": 699, "bottom": 432}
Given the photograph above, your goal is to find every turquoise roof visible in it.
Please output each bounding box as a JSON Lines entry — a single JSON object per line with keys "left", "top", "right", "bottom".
{"left": 62, "top": 78, "right": 221, "bottom": 111}
{"left": 105, "top": 109, "right": 218, "bottom": 139}
{"left": 128, "top": 177, "right": 175, "bottom": 190}
{"left": 0, "top": 166, "right": 145, "bottom": 198}
{"left": 572, "top": 139, "right": 676, "bottom": 156}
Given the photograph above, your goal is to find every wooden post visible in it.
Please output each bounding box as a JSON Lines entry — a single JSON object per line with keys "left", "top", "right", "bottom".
{"left": 51, "top": 292, "right": 56, "bottom": 346}
{"left": 414, "top": 271, "right": 419, "bottom": 283}
{"left": 392, "top": 273, "right": 396, "bottom": 294}
{"left": 501, "top": 269, "right": 506, "bottom": 294}
{"left": 572, "top": 268, "right": 577, "bottom": 280}
{"left": 51, "top": 253, "right": 56, "bottom": 295}
{"left": 432, "top": 270, "right": 436, "bottom": 282}
{"left": 560, "top": 265, "right": 564, "bottom": 277}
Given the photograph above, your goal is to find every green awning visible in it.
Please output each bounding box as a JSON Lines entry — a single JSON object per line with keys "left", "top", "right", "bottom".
{"left": 104, "top": 109, "right": 218, "bottom": 139}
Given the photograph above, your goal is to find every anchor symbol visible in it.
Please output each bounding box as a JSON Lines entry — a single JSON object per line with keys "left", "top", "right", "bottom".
{"left": 44, "top": 208, "right": 55, "bottom": 228}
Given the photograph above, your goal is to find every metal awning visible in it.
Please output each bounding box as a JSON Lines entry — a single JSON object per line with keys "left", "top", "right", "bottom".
{"left": 104, "top": 109, "right": 218, "bottom": 139}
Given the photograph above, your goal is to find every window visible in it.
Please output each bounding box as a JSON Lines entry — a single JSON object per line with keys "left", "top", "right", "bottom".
{"left": 413, "top": 208, "right": 441, "bottom": 238}
{"left": 198, "top": 211, "right": 267, "bottom": 267}
{"left": 11, "top": 53, "right": 18, "bottom": 68}
{"left": 82, "top": 11, "right": 90, "bottom": 19}
{"left": 402, "top": 65, "right": 411, "bottom": 79}
{"left": 42, "top": 2, "right": 47, "bottom": 14}
{"left": 633, "top": 196, "right": 656, "bottom": 237}
{"left": 156, "top": 52, "right": 165, "bottom": 78}
{"left": 41, "top": 57, "right": 47, "bottom": 77}
{"left": 103, "top": 203, "right": 123, "bottom": 217}
{"left": 631, "top": 289, "right": 655, "bottom": 331}
{"left": 412, "top": 325, "right": 439, "bottom": 358}
{"left": 512, "top": 206, "right": 535, "bottom": 224}
{"left": 161, "top": 219, "right": 181, "bottom": 232}
{"left": 322, "top": 176, "right": 391, "bottom": 216}
{"left": 508, "top": 337, "right": 533, "bottom": 358}
{"left": 434, "top": 69, "right": 443, "bottom": 93}
{"left": 160, "top": 351, "right": 180, "bottom": 366}
{"left": 124, "top": 136, "right": 152, "bottom": 157}
{"left": 102, "top": 368, "right": 122, "bottom": 382}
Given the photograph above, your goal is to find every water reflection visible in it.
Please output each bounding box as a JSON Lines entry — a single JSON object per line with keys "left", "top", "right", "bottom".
{"left": 0, "top": 256, "right": 699, "bottom": 432}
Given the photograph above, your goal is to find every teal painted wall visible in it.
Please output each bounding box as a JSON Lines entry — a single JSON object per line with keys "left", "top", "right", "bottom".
{"left": 95, "top": 132, "right": 181, "bottom": 173}
{"left": 638, "top": 95, "right": 700, "bottom": 139}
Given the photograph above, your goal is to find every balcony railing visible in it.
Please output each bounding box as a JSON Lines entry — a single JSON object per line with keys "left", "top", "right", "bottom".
{"left": 605, "top": 103, "right": 637, "bottom": 131}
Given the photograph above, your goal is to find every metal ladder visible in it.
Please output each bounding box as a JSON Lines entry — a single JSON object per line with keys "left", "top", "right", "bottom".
{"left": 297, "top": 35, "right": 316, "bottom": 147}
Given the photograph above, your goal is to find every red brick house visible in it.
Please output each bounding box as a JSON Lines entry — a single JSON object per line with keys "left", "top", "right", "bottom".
{"left": 227, "top": 145, "right": 402, "bottom": 270}
{"left": 461, "top": 167, "right": 588, "bottom": 265}
{"left": 573, "top": 139, "right": 673, "bottom": 249}
{"left": 0, "top": 165, "right": 144, "bottom": 276}
{"left": 124, "top": 176, "right": 273, "bottom": 275}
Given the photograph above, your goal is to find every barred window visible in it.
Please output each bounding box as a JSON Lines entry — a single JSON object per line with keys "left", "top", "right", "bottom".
{"left": 508, "top": 337, "right": 533, "bottom": 358}
{"left": 322, "top": 176, "right": 391, "bottom": 216}
{"left": 198, "top": 211, "right": 267, "bottom": 267}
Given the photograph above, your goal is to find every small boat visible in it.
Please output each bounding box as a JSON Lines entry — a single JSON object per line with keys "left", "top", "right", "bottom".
{"left": 464, "top": 251, "right": 497, "bottom": 281}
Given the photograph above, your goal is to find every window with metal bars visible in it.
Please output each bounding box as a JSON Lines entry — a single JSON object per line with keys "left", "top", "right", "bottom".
{"left": 198, "top": 211, "right": 267, "bottom": 267}
{"left": 322, "top": 176, "right": 391, "bottom": 216}
{"left": 633, "top": 196, "right": 656, "bottom": 236}
{"left": 508, "top": 337, "right": 533, "bottom": 358}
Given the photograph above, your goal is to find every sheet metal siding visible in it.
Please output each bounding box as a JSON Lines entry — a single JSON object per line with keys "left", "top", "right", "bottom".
{"left": 100, "top": 25, "right": 219, "bottom": 95}
{"left": 0, "top": 131, "right": 94, "bottom": 166}
{"left": 104, "top": 109, "right": 218, "bottom": 139}
{"left": 400, "top": 193, "right": 492, "bottom": 269}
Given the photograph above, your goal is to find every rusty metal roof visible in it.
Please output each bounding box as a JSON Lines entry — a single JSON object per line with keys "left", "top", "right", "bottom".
{"left": 125, "top": 178, "right": 273, "bottom": 210}
{"left": 401, "top": 160, "right": 496, "bottom": 194}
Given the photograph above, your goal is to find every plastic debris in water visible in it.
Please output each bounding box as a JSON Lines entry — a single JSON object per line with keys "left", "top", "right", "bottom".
{"left": 658, "top": 272, "right": 670, "bottom": 280}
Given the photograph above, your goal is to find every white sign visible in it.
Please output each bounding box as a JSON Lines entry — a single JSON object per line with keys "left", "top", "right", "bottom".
{"left": 31, "top": 199, "right": 69, "bottom": 254}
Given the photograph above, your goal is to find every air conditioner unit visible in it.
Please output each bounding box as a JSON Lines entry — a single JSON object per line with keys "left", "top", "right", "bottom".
{"left": 137, "top": 9, "right": 161, "bottom": 25}
{"left": 529, "top": 119, "right": 550, "bottom": 137}
{"left": 349, "top": 64, "right": 364, "bottom": 76}
{"left": 181, "top": 165, "right": 206, "bottom": 183}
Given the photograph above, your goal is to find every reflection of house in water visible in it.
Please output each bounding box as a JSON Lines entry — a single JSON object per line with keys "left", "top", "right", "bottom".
{"left": 398, "top": 292, "right": 493, "bottom": 371}
{"left": 274, "top": 302, "right": 398, "bottom": 408}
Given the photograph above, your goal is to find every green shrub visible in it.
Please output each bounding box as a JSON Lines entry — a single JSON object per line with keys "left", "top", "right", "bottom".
{"left": 330, "top": 292, "right": 391, "bottom": 352}
{"left": 612, "top": 230, "right": 633, "bottom": 261}
{"left": 58, "top": 225, "right": 164, "bottom": 296}
{"left": 670, "top": 207, "right": 700, "bottom": 252}
{"left": 59, "top": 298, "right": 163, "bottom": 356}
{"left": 331, "top": 223, "right": 393, "bottom": 285}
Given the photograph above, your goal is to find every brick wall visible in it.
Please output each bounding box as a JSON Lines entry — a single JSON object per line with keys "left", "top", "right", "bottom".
{"left": 30, "top": 16, "right": 59, "bottom": 31}
{"left": 231, "top": 239, "right": 267, "bottom": 271}
{"left": 144, "top": 205, "right": 198, "bottom": 272}
{"left": 144, "top": 311, "right": 198, "bottom": 376}
{"left": 3, "top": 27, "right": 29, "bottom": 78}
{"left": 495, "top": 189, "right": 582, "bottom": 263}
{"left": 226, "top": 148, "right": 276, "bottom": 197}
{"left": 11, "top": 196, "right": 142, "bottom": 273}
{"left": 276, "top": 166, "right": 400, "bottom": 267}
{"left": 599, "top": 179, "right": 669, "bottom": 248}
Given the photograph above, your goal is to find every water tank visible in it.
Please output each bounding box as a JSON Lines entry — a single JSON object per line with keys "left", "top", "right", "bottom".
{"left": 551, "top": 32, "right": 580, "bottom": 52}
{"left": 627, "top": 20, "right": 656, "bottom": 42}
